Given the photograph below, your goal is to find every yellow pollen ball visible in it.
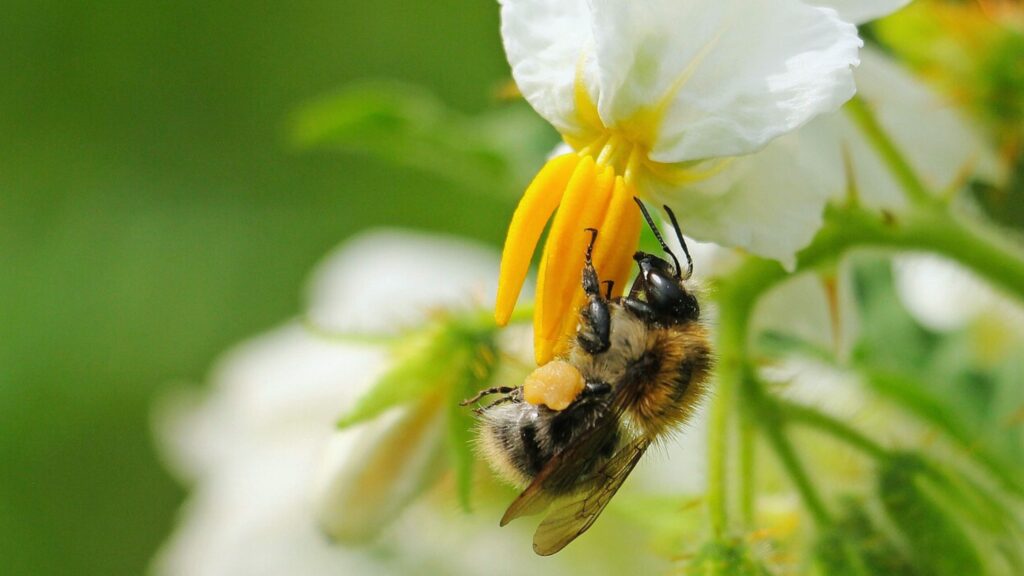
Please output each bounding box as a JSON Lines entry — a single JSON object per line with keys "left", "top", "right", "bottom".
{"left": 523, "top": 360, "right": 586, "bottom": 411}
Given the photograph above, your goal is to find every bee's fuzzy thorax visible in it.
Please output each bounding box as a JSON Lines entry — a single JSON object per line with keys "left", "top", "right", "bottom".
{"left": 630, "top": 322, "right": 712, "bottom": 437}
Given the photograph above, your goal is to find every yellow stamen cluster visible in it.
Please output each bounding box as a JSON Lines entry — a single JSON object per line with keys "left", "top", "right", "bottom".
{"left": 495, "top": 142, "right": 643, "bottom": 365}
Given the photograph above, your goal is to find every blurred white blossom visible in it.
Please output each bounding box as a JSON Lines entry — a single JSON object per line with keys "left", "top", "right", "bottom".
{"left": 153, "top": 230, "right": 702, "bottom": 576}
{"left": 894, "top": 253, "right": 1024, "bottom": 335}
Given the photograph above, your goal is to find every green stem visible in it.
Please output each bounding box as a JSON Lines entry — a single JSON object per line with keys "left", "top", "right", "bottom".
{"left": 863, "top": 368, "right": 1024, "bottom": 498}
{"left": 777, "top": 399, "right": 888, "bottom": 460}
{"left": 739, "top": 408, "right": 756, "bottom": 529}
{"left": 845, "top": 96, "right": 934, "bottom": 207}
{"left": 706, "top": 366, "right": 733, "bottom": 538}
{"left": 744, "top": 376, "right": 833, "bottom": 527}
{"left": 804, "top": 204, "right": 1024, "bottom": 304}
{"left": 709, "top": 259, "right": 780, "bottom": 537}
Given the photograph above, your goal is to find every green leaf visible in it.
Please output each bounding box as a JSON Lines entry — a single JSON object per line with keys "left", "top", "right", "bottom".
{"left": 290, "top": 81, "right": 554, "bottom": 195}
{"left": 814, "top": 498, "right": 918, "bottom": 576}
{"left": 913, "top": 460, "right": 1024, "bottom": 572}
{"left": 878, "top": 455, "right": 983, "bottom": 576}
{"left": 336, "top": 327, "right": 451, "bottom": 429}
{"left": 333, "top": 307, "right": 504, "bottom": 511}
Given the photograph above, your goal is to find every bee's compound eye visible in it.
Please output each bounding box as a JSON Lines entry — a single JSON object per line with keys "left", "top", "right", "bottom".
{"left": 524, "top": 360, "right": 585, "bottom": 411}
{"left": 647, "top": 269, "right": 684, "bottom": 305}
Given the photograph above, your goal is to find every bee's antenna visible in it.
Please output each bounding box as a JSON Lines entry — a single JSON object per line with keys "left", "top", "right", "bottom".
{"left": 662, "top": 205, "right": 693, "bottom": 280}
{"left": 633, "top": 197, "right": 682, "bottom": 279}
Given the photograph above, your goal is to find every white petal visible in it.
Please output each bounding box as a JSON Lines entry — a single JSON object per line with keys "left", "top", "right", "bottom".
{"left": 838, "top": 47, "right": 1003, "bottom": 210}
{"left": 588, "top": 0, "right": 861, "bottom": 162}
{"left": 314, "top": 399, "right": 447, "bottom": 543}
{"left": 807, "top": 0, "right": 910, "bottom": 24}
{"left": 499, "top": 0, "right": 596, "bottom": 137}
{"left": 153, "top": 325, "right": 386, "bottom": 483}
{"left": 645, "top": 46, "right": 1002, "bottom": 267}
{"left": 152, "top": 438, "right": 396, "bottom": 576}
{"left": 645, "top": 117, "right": 844, "bottom": 268}
{"left": 894, "top": 255, "right": 987, "bottom": 331}
{"left": 306, "top": 229, "right": 500, "bottom": 333}
{"left": 152, "top": 329, "right": 395, "bottom": 576}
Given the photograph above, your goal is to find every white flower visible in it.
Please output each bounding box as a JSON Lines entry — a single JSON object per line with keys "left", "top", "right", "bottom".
{"left": 836, "top": 46, "right": 1003, "bottom": 209}
{"left": 153, "top": 229, "right": 701, "bottom": 575}
{"left": 495, "top": 0, "right": 866, "bottom": 363}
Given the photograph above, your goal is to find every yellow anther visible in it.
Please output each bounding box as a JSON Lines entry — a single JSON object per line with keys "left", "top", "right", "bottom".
{"left": 495, "top": 153, "right": 580, "bottom": 326}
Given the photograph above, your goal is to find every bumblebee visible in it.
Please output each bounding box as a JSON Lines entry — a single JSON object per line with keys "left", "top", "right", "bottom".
{"left": 463, "top": 199, "right": 713, "bottom": 555}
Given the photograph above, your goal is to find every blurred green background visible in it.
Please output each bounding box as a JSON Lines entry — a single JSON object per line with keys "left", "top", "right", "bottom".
{"left": 0, "top": 2, "right": 530, "bottom": 574}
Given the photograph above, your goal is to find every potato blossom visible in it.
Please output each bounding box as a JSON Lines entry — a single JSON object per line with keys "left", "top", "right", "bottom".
{"left": 494, "top": 0, "right": 869, "bottom": 363}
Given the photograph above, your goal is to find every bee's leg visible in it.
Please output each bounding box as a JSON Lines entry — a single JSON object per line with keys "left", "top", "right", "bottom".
{"left": 621, "top": 252, "right": 658, "bottom": 321}
{"left": 627, "top": 251, "right": 653, "bottom": 299}
{"left": 475, "top": 394, "right": 518, "bottom": 415}
{"left": 622, "top": 296, "right": 657, "bottom": 323}
{"left": 460, "top": 386, "right": 517, "bottom": 407}
{"left": 578, "top": 228, "right": 611, "bottom": 355}
{"left": 602, "top": 280, "right": 614, "bottom": 300}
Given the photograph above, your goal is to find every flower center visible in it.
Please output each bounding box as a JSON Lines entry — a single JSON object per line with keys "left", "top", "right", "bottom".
{"left": 583, "top": 132, "right": 643, "bottom": 182}
{"left": 494, "top": 64, "right": 726, "bottom": 365}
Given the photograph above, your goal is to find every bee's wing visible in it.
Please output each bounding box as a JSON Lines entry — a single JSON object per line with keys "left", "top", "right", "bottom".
{"left": 499, "top": 409, "right": 624, "bottom": 526}
{"left": 531, "top": 435, "right": 651, "bottom": 556}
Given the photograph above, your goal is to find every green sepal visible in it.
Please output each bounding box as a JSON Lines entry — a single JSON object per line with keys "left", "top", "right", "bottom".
{"left": 336, "top": 325, "right": 452, "bottom": 429}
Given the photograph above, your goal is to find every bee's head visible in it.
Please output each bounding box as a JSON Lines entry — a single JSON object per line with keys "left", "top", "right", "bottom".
{"left": 630, "top": 199, "right": 700, "bottom": 324}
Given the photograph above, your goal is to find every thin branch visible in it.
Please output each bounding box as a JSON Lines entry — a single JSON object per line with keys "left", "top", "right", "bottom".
{"left": 845, "top": 96, "right": 933, "bottom": 207}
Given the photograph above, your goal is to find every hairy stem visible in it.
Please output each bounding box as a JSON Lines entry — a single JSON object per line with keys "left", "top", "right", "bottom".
{"left": 749, "top": 380, "right": 833, "bottom": 527}
{"left": 777, "top": 399, "right": 888, "bottom": 460}
{"left": 739, "top": 412, "right": 756, "bottom": 529}
{"left": 845, "top": 96, "right": 933, "bottom": 207}
{"left": 805, "top": 204, "right": 1024, "bottom": 303}
{"left": 707, "top": 199, "right": 1024, "bottom": 534}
